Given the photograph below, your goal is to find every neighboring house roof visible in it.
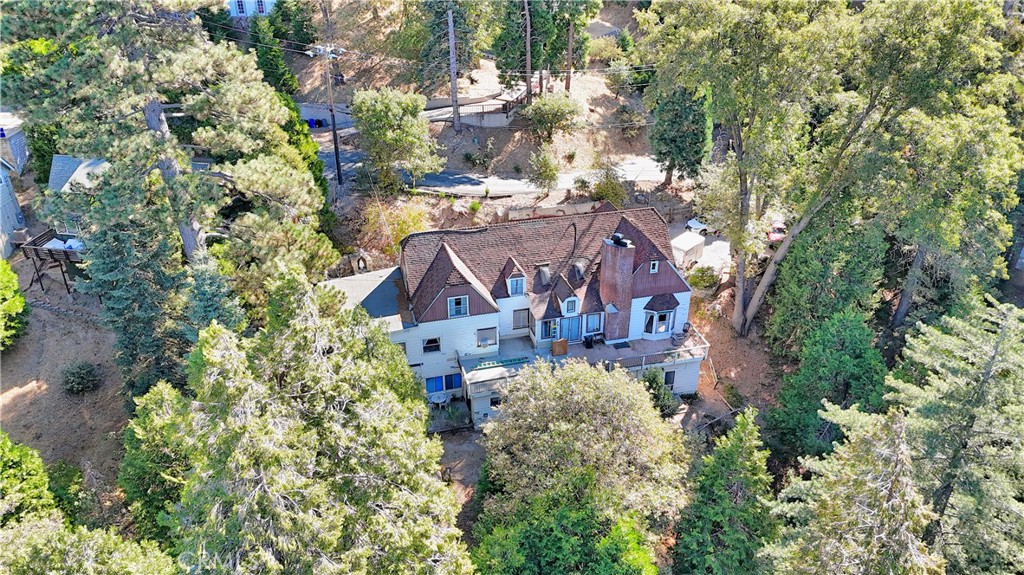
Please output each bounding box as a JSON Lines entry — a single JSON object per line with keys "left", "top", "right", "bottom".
{"left": 401, "top": 206, "right": 686, "bottom": 324}
{"left": 322, "top": 266, "right": 410, "bottom": 333}
{"left": 48, "top": 155, "right": 109, "bottom": 193}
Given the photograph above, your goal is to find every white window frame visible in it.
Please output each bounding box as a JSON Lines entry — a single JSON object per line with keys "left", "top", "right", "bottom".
{"left": 423, "top": 337, "right": 441, "bottom": 353}
{"left": 235, "top": 0, "right": 246, "bottom": 15}
{"left": 644, "top": 310, "right": 674, "bottom": 335}
{"left": 256, "top": 0, "right": 266, "bottom": 14}
{"left": 540, "top": 319, "right": 558, "bottom": 340}
{"left": 508, "top": 276, "right": 525, "bottom": 296}
{"left": 477, "top": 327, "right": 497, "bottom": 348}
{"left": 447, "top": 296, "right": 469, "bottom": 318}
{"left": 649, "top": 260, "right": 659, "bottom": 274}
{"left": 585, "top": 313, "right": 603, "bottom": 334}
{"left": 564, "top": 297, "right": 577, "bottom": 316}
{"left": 512, "top": 308, "right": 530, "bottom": 330}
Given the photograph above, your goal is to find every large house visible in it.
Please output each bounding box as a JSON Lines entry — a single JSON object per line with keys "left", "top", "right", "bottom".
{"left": 326, "top": 205, "right": 708, "bottom": 427}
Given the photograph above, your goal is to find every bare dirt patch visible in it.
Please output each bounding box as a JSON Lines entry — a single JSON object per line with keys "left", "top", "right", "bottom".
{"left": 1, "top": 261, "right": 127, "bottom": 483}
{"left": 439, "top": 429, "right": 486, "bottom": 540}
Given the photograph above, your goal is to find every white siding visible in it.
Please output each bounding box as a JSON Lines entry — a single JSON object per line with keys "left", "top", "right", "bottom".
{"left": 627, "top": 292, "right": 692, "bottom": 341}
{"left": 670, "top": 360, "right": 701, "bottom": 395}
{"left": 390, "top": 312, "right": 500, "bottom": 399}
{"left": 226, "top": 0, "right": 276, "bottom": 17}
{"left": 496, "top": 295, "right": 532, "bottom": 338}
{"left": 628, "top": 296, "right": 652, "bottom": 341}
{"left": 673, "top": 291, "right": 692, "bottom": 332}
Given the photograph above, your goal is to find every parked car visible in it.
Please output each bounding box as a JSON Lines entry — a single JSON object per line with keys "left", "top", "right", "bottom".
{"left": 686, "top": 217, "right": 717, "bottom": 236}
{"left": 766, "top": 219, "right": 787, "bottom": 245}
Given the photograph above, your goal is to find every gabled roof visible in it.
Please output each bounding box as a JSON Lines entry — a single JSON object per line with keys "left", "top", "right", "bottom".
{"left": 48, "top": 155, "right": 109, "bottom": 193}
{"left": 410, "top": 242, "right": 498, "bottom": 321}
{"left": 400, "top": 207, "right": 680, "bottom": 325}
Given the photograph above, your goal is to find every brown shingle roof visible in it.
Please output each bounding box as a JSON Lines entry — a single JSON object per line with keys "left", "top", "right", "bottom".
{"left": 644, "top": 293, "right": 681, "bottom": 311}
{"left": 400, "top": 207, "right": 677, "bottom": 322}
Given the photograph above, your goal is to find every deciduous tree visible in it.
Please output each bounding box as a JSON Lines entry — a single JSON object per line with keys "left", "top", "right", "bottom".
{"left": 648, "top": 88, "right": 711, "bottom": 186}
{"left": 482, "top": 361, "right": 690, "bottom": 523}
{"left": 520, "top": 94, "right": 581, "bottom": 142}
{"left": 0, "top": 430, "right": 53, "bottom": 527}
{"left": 0, "top": 514, "right": 177, "bottom": 575}
{"left": 351, "top": 88, "right": 444, "bottom": 191}
{"left": 0, "top": 260, "right": 28, "bottom": 351}
{"left": 473, "top": 473, "right": 657, "bottom": 575}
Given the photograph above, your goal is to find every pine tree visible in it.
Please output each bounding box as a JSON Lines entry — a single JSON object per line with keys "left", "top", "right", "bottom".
{"left": 167, "top": 271, "right": 472, "bottom": 573}
{"left": 674, "top": 408, "right": 776, "bottom": 574}
{"left": 419, "top": 0, "right": 483, "bottom": 93}
{"left": 888, "top": 297, "right": 1024, "bottom": 574}
{"left": 768, "top": 310, "right": 887, "bottom": 459}
{"left": 5, "top": 1, "right": 337, "bottom": 355}
{"left": 773, "top": 406, "right": 943, "bottom": 575}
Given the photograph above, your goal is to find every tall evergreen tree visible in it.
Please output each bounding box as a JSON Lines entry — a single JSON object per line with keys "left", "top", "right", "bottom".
{"left": 164, "top": 272, "right": 472, "bottom": 573}
{"left": 184, "top": 256, "right": 247, "bottom": 343}
{"left": 768, "top": 311, "right": 887, "bottom": 460}
{"left": 773, "top": 407, "right": 943, "bottom": 575}
{"left": 649, "top": 88, "right": 712, "bottom": 185}
{"left": 419, "top": 0, "right": 484, "bottom": 93}
{"left": 5, "top": 1, "right": 338, "bottom": 378}
{"left": 888, "top": 297, "right": 1024, "bottom": 574}
{"left": 673, "top": 408, "right": 777, "bottom": 575}
{"left": 251, "top": 16, "right": 299, "bottom": 94}
{"left": 118, "top": 382, "right": 191, "bottom": 547}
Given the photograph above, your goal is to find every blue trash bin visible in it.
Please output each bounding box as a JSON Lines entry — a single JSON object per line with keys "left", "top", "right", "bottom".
{"left": 308, "top": 119, "right": 315, "bottom": 129}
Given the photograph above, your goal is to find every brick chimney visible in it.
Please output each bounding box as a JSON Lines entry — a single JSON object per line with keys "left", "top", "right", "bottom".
{"left": 599, "top": 233, "right": 635, "bottom": 341}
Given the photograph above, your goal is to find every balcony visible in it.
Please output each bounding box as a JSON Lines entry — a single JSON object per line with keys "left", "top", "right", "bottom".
{"left": 459, "top": 329, "right": 709, "bottom": 395}
{"left": 567, "top": 329, "right": 709, "bottom": 371}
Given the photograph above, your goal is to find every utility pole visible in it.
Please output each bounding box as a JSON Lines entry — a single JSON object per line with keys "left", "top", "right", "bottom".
{"left": 447, "top": 9, "right": 461, "bottom": 133}
{"left": 565, "top": 19, "right": 574, "bottom": 92}
{"left": 319, "top": 0, "right": 343, "bottom": 189}
{"left": 523, "top": 0, "right": 532, "bottom": 105}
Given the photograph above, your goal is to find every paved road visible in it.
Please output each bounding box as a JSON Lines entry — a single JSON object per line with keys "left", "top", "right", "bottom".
{"left": 320, "top": 148, "right": 667, "bottom": 197}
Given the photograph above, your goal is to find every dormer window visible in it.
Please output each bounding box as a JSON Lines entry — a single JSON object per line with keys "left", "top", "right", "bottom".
{"left": 509, "top": 276, "right": 525, "bottom": 296}
{"left": 564, "top": 297, "right": 577, "bottom": 316}
{"left": 448, "top": 296, "right": 469, "bottom": 318}
{"left": 649, "top": 260, "right": 659, "bottom": 274}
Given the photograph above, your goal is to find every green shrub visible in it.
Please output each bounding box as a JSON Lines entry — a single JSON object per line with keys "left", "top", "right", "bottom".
{"left": 0, "top": 430, "right": 54, "bottom": 526}
{"left": 617, "top": 29, "right": 636, "bottom": 54}
{"left": 47, "top": 461, "right": 87, "bottom": 525}
{"left": 564, "top": 150, "right": 577, "bottom": 164}
{"left": 687, "top": 265, "right": 719, "bottom": 290}
{"left": 513, "top": 164, "right": 522, "bottom": 174}
{"left": 529, "top": 147, "right": 560, "bottom": 193}
{"left": 722, "top": 382, "right": 744, "bottom": 409}
{"left": 573, "top": 176, "right": 591, "bottom": 195}
{"left": 521, "top": 95, "right": 582, "bottom": 142}
{"left": 589, "top": 164, "right": 626, "bottom": 207}
{"left": 588, "top": 35, "right": 623, "bottom": 63}
{"left": 61, "top": 362, "right": 101, "bottom": 394}
{"left": 616, "top": 104, "right": 648, "bottom": 139}
{"left": 0, "top": 259, "right": 29, "bottom": 351}
{"left": 642, "top": 369, "right": 682, "bottom": 418}
{"left": 469, "top": 200, "right": 482, "bottom": 214}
